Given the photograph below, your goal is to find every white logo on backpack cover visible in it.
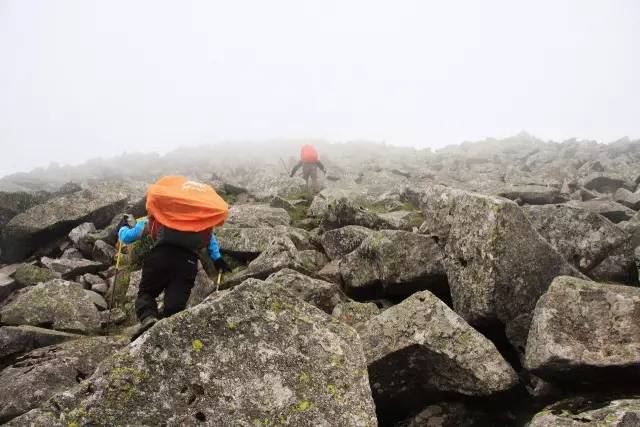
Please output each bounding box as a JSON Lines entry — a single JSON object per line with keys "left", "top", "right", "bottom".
{"left": 182, "top": 181, "right": 207, "bottom": 192}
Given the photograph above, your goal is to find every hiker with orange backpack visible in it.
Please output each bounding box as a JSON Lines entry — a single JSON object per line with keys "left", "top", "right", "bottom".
{"left": 290, "top": 144, "right": 326, "bottom": 193}
{"left": 118, "top": 176, "right": 231, "bottom": 339}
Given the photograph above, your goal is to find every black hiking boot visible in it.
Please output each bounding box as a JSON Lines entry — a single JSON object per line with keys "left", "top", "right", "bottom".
{"left": 131, "top": 316, "right": 158, "bottom": 341}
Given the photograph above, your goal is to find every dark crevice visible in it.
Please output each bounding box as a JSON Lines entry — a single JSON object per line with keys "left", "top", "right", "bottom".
{"left": 194, "top": 411, "right": 206, "bottom": 422}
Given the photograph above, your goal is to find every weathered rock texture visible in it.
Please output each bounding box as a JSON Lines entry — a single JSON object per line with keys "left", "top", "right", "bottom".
{"left": 525, "top": 276, "right": 640, "bottom": 385}
{"left": 20, "top": 279, "right": 377, "bottom": 426}
{"left": 358, "top": 290, "right": 518, "bottom": 414}
{"left": 528, "top": 397, "right": 640, "bottom": 427}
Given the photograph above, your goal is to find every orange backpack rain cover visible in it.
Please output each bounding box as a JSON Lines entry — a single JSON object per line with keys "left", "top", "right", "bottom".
{"left": 300, "top": 144, "right": 319, "bottom": 163}
{"left": 146, "top": 176, "right": 229, "bottom": 232}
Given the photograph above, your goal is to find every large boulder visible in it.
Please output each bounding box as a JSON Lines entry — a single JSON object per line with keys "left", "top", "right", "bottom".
{"left": 580, "top": 172, "right": 634, "bottom": 194}
{"left": 331, "top": 301, "right": 380, "bottom": 328}
{"left": 339, "top": 230, "right": 448, "bottom": 300}
{"left": 376, "top": 210, "right": 424, "bottom": 231}
{"left": 528, "top": 397, "right": 640, "bottom": 427}
{"left": 0, "top": 325, "right": 80, "bottom": 361}
{"left": 0, "top": 336, "right": 127, "bottom": 424}
{"left": 320, "top": 197, "right": 389, "bottom": 231}
{"left": 1, "top": 185, "right": 128, "bottom": 262}
{"left": 566, "top": 199, "right": 635, "bottom": 223}
{"left": 216, "top": 227, "right": 289, "bottom": 260}
{"left": 321, "top": 225, "right": 376, "bottom": 260}
{"left": 41, "top": 256, "right": 103, "bottom": 278}
{"left": 67, "top": 222, "right": 96, "bottom": 257}
{"left": 225, "top": 204, "right": 291, "bottom": 228}
{"left": 416, "top": 185, "right": 581, "bottom": 344}
{"left": 497, "top": 184, "right": 564, "bottom": 205}
{"left": 525, "top": 276, "right": 640, "bottom": 385}
{"left": 0, "top": 279, "right": 102, "bottom": 334}
{"left": 25, "top": 279, "right": 378, "bottom": 426}
{"left": 614, "top": 188, "right": 640, "bottom": 211}
{"left": 523, "top": 204, "right": 631, "bottom": 272}
{"left": 12, "top": 263, "right": 56, "bottom": 287}
{"left": 264, "top": 268, "right": 347, "bottom": 314}
{"left": 358, "top": 290, "right": 518, "bottom": 414}
{"left": 92, "top": 240, "right": 117, "bottom": 265}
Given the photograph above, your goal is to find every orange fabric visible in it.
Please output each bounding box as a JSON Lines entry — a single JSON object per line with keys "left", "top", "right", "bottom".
{"left": 300, "top": 144, "right": 319, "bottom": 163}
{"left": 146, "top": 176, "right": 228, "bottom": 232}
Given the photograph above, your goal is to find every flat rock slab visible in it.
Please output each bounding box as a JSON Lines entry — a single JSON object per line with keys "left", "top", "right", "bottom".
{"left": 216, "top": 227, "right": 290, "bottom": 260}
{"left": 358, "top": 290, "right": 518, "bottom": 414}
{"left": 0, "top": 279, "right": 102, "bottom": 334}
{"left": 566, "top": 200, "right": 635, "bottom": 223}
{"left": 525, "top": 276, "right": 640, "bottom": 385}
{"left": 41, "top": 256, "right": 103, "bottom": 279}
{"left": 225, "top": 204, "right": 291, "bottom": 228}
{"left": 25, "top": 279, "right": 378, "bottom": 426}
{"left": 265, "top": 268, "right": 347, "bottom": 314}
{"left": 0, "top": 325, "right": 80, "bottom": 360}
{"left": 0, "top": 336, "right": 127, "bottom": 424}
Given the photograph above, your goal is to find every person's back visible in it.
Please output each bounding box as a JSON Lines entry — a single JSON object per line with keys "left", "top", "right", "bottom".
{"left": 290, "top": 144, "right": 326, "bottom": 193}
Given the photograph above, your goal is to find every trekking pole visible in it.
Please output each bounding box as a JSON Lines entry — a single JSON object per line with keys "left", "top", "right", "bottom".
{"left": 216, "top": 271, "right": 223, "bottom": 292}
{"left": 106, "top": 240, "right": 123, "bottom": 333}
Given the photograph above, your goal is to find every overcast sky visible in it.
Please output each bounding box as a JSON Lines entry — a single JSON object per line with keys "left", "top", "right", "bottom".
{"left": 1, "top": 0, "right": 638, "bottom": 177}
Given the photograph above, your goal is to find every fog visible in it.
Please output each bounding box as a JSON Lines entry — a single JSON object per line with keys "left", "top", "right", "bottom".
{"left": 1, "top": 0, "right": 638, "bottom": 177}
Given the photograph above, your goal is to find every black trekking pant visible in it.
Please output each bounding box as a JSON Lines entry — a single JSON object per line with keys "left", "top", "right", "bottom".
{"left": 135, "top": 244, "right": 198, "bottom": 321}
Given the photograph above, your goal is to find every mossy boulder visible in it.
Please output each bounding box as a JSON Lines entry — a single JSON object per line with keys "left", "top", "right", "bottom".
{"left": 0, "top": 279, "right": 102, "bottom": 334}
{"left": 25, "top": 279, "right": 377, "bottom": 426}
{"left": 13, "top": 263, "right": 56, "bottom": 287}
{"left": 0, "top": 325, "right": 80, "bottom": 361}
{"left": 265, "top": 268, "right": 347, "bottom": 314}
{"left": 528, "top": 397, "right": 640, "bottom": 427}
{"left": 321, "top": 225, "right": 375, "bottom": 260}
{"left": 0, "top": 336, "right": 127, "bottom": 424}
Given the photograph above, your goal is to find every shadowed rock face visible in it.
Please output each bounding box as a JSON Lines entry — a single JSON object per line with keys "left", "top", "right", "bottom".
{"left": 358, "top": 290, "right": 518, "bottom": 415}
{"left": 20, "top": 279, "right": 377, "bottom": 427}
{"left": 416, "top": 185, "right": 583, "bottom": 347}
{"left": 525, "top": 276, "right": 640, "bottom": 386}
{"left": 0, "top": 185, "right": 128, "bottom": 263}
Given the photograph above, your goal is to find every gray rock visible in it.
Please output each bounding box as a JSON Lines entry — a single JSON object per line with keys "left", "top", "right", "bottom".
{"left": 614, "top": 188, "right": 640, "bottom": 211}
{"left": 1, "top": 184, "right": 128, "bottom": 263}
{"left": 216, "top": 227, "right": 289, "bottom": 260}
{"left": 0, "top": 336, "right": 127, "bottom": 424}
{"left": 0, "top": 325, "right": 80, "bottom": 360}
{"left": 68, "top": 222, "right": 96, "bottom": 256}
{"left": 297, "top": 249, "right": 328, "bottom": 272}
{"left": 525, "top": 276, "right": 640, "bottom": 384}
{"left": 270, "top": 196, "right": 297, "bottom": 213}
{"left": 528, "top": 397, "right": 640, "bottom": 427}
{"left": 320, "top": 197, "right": 389, "bottom": 231}
{"left": 83, "top": 289, "right": 108, "bottom": 311}
{"left": 265, "top": 268, "right": 347, "bottom": 313}
{"left": 497, "top": 184, "right": 565, "bottom": 205}
{"left": 417, "top": 185, "right": 581, "bottom": 346}
{"left": 376, "top": 210, "right": 424, "bottom": 231}
{"left": 317, "top": 260, "right": 342, "bottom": 285}
{"left": 321, "top": 225, "right": 376, "bottom": 260}
{"left": 566, "top": 199, "right": 635, "bottom": 223}
{"left": 186, "top": 266, "right": 216, "bottom": 307}
{"left": 60, "top": 247, "right": 83, "bottom": 260}
{"left": 588, "top": 247, "right": 638, "bottom": 284}
{"left": 331, "top": 301, "right": 380, "bottom": 328}
{"left": 523, "top": 204, "right": 631, "bottom": 272}
{"left": 41, "top": 256, "right": 103, "bottom": 278}
{"left": 225, "top": 204, "right": 291, "bottom": 228}
{"left": 580, "top": 172, "right": 634, "bottom": 194}
{"left": 13, "top": 263, "right": 56, "bottom": 287}
{"left": 92, "top": 240, "right": 116, "bottom": 265}
{"left": 340, "top": 230, "right": 448, "bottom": 299}
{"left": 0, "top": 279, "right": 102, "bottom": 334}
{"left": 0, "top": 274, "right": 18, "bottom": 303}
{"left": 358, "top": 290, "right": 518, "bottom": 414}
{"left": 27, "top": 279, "right": 378, "bottom": 426}
{"left": 397, "top": 402, "right": 508, "bottom": 427}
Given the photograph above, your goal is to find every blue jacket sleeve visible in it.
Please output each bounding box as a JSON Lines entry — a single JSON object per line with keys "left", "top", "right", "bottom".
{"left": 118, "top": 219, "right": 147, "bottom": 244}
{"left": 208, "top": 234, "right": 221, "bottom": 261}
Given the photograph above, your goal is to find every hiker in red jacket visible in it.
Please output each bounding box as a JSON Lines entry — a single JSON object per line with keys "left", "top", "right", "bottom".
{"left": 290, "top": 144, "right": 326, "bottom": 193}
